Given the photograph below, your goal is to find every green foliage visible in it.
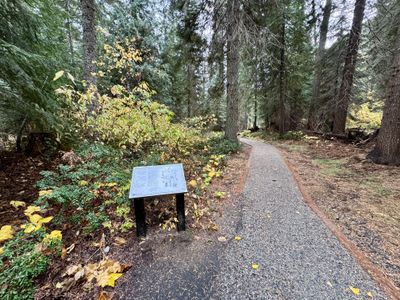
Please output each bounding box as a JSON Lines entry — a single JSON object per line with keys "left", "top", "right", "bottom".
{"left": 208, "top": 133, "right": 240, "bottom": 155}
{"left": 280, "top": 131, "right": 305, "bottom": 141}
{"left": 36, "top": 142, "right": 130, "bottom": 233}
{"left": 0, "top": 232, "right": 48, "bottom": 300}
{"left": 0, "top": 0, "right": 76, "bottom": 141}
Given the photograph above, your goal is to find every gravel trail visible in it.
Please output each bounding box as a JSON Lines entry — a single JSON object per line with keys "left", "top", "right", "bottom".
{"left": 211, "top": 138, "right": 387, "bottom": 299}
{"left": 118, "top": 138, "right": 388, "bottom": 300}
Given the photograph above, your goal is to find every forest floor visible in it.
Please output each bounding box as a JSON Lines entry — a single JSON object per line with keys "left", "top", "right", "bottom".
{"left": 248, "top": 132, "right": 400, "bottom": 292}
{"left": 0, "top": 152, "right": 60, "bottom": 228}
{"left": 0, "top": 144, "right": 251, "bottom": 300}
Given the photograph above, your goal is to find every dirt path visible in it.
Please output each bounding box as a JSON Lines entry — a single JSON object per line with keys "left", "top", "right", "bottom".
{"left": 117, "top": 138, "right": 388, "bottom": 300}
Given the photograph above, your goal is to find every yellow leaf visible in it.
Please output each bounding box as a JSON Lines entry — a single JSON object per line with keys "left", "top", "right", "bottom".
{"left": 53, "top": 70, "right": 64, "bottom": 81}
{"left": 29, "top": 214, "right": 43, "bottom": 224}
{"left": 39, "top": 190, "right": 53, "bottom": 197}
{"left": 349, "top": 286, "right": 360, "bottom": 296}
{"left": 208, "top": 170, "right": 216, "bottom": 178}
{"left": 105, "top": 273, "right": 123, "bottom": 287}
{"left": 79, "top": 180, "right": 88, "bottom": 186}
{"left": 24, "top": 205, "right": 41, "bottom": 216}
{"left": 55, "top": 282, "right": 63, "bottom": 289}
{"left": 367, "top": 291, "right": 373, "bottom": 298}
{"left": 67, "top": 72, "right": 75, "bottom": 83}
{"left": 0, "top": 247, "right": 4, "bottom": 255}
{"left": 10, "top": 200, "right": 26, "bottom": 209}
{"left": 234, "top": 236, "right": 241, "bottom": 241}
{"left": 251, "top": 263, "right": 259, "bottom": 270}
{"left": 326, "top": 281, "right": 333, "bottom": 288}
{"left": 39, "top": 216, "right": 53, "bottom": 225}
{"left": 0, "top": 225, "right": 14, "bottom": 242}
{"left": 21, "top": 223, "right": 39, "bottom": 233}
{"left": 43, "top": 230, "right": 62, "bottom": 244}
{"left": 189, "top": 180, "right": 197, "bottom": 188}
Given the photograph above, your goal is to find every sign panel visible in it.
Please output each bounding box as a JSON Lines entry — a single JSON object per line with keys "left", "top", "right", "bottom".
{"left": 129, "top": 163, "right": 188, "bottom": 199}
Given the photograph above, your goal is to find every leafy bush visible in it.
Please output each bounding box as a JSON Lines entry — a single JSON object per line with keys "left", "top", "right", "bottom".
{"left": 0, "top": 218, "right": 61, "bottom": 300}
{"left": 36, "top": 142, "right": 131, "bottom": 232}
{"left": 280, "top": 131, "right": 305, "bottom": 140}
{"left": 347, "top": 102, "right": 383, "bottom": 131}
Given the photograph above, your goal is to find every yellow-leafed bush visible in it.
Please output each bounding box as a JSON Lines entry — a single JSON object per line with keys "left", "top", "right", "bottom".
{"left": 347, "top": 102, "right": 383, "bottom": 130}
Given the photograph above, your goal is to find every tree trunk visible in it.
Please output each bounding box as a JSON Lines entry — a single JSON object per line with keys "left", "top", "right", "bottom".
{"left": 187, "top": 63, "right": 195, "bottom": 117}
{"left": 308, "top": 0, "right": 332, "bottom": 130}
{"left": 332, "top": 0, "right": 366, "bottom": 134}
{"left": 278, "top": 13, "right": 286, "bottom": 136}
{"left": 80, "top": 0, "right": 97, "bottom": 87}
{"left": 370, "top": 26, "right": 400, "bottom": 165}
{"left": 225, "top": 0, "right": 240, "bottom": 142}
{"left": 65, "top": 0, "right": 75, "bottom": 69}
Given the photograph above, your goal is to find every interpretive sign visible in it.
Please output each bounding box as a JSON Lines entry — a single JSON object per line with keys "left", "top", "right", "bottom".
{"left": 129, "top": 163, "right": 188, "bottom": 237}
{"left": 129, "top": 164, "right": 187, "bottom": 198}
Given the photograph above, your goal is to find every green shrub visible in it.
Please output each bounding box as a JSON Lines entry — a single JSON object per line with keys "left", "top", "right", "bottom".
{"left": 0, "top": 232, "right": 49, "bottom": 300}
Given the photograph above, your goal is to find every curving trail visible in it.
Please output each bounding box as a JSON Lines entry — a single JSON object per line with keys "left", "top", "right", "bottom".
{"left": 118, "top": 138, "right": 388, "bottom": 300}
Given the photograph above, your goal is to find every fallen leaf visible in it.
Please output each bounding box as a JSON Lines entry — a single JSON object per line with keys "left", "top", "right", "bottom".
{"left": 0, "top": 247, "right": 4, "bottom": 255}
{"left": 10, "top": 200, "right": 26, "bottom": 209}
{"left": 39, "top": 189, "right": 53, "bottom": 197}
{"left": 0, "top": 225, "right": 14, "bottom": 242}
{"left": 24, "top": 205, "right": 41, "bottom": 216}
{"left": 326, "top": 281, "right": 333, "bottom": 287}
{"left": 104, "top": 273, "right": 122, "bottom": 287}
{"left": 43, "top": 230, "right": 62, "bottom": 244}
{"left": 53, "top": 70, "right": 64, "bottom": 81}
{"left": 55, "top": 282, "right": 63, "bottom": 289}
{"left": 252, "top": 263, "right": 259, "bottom": 270}
{"left": 367, "top": 291, "right": 373, "bottom": 298}
{"left": 189, "top": 180, "right": 197, "bottom": 188}
{"left": 96, "top": 291, "right": 114, "bottom": 300}
{"left": 74, "top": 267, "right": 85, "bottom": 281}
{"left": 114, "top": 237, "right": 126, "bottom": 246}
{"left": 234, "top": 236, "right": 241, "bottom": 241}
{"left": 65, "top": 264, "right": 82, "bottom": 277}
{"left": 67, "top": 72, "right": 75, "bottom": 83}
{"left": 21, "top": 223, "right": 37, "bottom": 233}
{"left": 61, "top": 247, "right": 67, "bottom": 259}
{"left": 217, "top": 236, "right": 227, "bottom": 242}
{"left": 349, "top": 286, "right": 360, "bottom": 296}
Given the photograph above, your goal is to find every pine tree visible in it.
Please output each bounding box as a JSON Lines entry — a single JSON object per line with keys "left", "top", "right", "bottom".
{"left": 308, "top": 0, "right": 332, "bottom": 130}
{"left": 332, "top": 0, "right": 366, "bottom": 134}
{"left": 370, "top": 4, "right": 400, "bottom": 165}
{"left": 225, "top": 0, "right": 240, "bottom": 141}
{"left": 80, "top": 0, "right": 97, "bottom": 87}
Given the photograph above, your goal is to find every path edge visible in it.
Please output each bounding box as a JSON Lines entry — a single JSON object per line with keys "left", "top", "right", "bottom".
{"left": 279, "top": 149, "right": 400, "bottom": 300}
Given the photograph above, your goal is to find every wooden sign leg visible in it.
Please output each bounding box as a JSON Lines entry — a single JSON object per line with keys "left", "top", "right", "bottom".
{"left": 134, "top": 198, "right": 146, "bottom": 237}
{"left": 176, "top": 193, "right": 186, "bottom": 231}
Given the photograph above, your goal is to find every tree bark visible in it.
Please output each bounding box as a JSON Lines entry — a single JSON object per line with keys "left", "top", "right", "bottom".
{"left": 65, "top": 0, "right": 75, "bottom": 69}
{"left": 307, "top": 0, "right": 332, "bottom": 130}
{"left": 371, "top": 25, "right": 400, "bottom": 165}
{"left": 225, "top": 0, "right": 240, "bottom": 142}
{"left": 332, "top": 0, "right": 366, "bottom": 134}
{"left": 80, "top": 0, "right": 97, "bottom": 87}
{"left": 278, "top": 13, "right": 286, "bottom": 136}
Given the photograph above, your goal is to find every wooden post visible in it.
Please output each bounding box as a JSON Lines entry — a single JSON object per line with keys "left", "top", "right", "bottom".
{"left": 176, "top": 193, "right": 186, "bottom": 231}
{"left": 134, "top": 198, "right": 146, "bottom": 237}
